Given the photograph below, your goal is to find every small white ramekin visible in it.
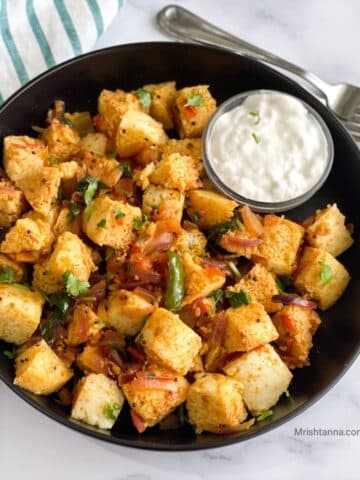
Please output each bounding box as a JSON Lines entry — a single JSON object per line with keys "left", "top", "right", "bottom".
{"left": 202, "top": 89, "right": 334, "bottom": 212}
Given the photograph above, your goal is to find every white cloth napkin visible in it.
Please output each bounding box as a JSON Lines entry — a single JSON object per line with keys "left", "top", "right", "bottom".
{"left": 0, "top": 0, "right": 125, "bottom": 104}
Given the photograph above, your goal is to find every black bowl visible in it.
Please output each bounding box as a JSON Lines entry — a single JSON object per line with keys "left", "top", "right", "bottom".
{"left": 1, "top": 42, "right": 360, "bottom": 451}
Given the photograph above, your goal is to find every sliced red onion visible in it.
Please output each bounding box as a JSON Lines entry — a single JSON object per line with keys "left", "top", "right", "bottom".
{"left": 226, "top": 237, "right": 265, "bottom": 247}
{"left": 272, "top": 294, "right": 317, "bottom": 309}
{"left": 240, "top": 205, "right": 264, "bottom": 237}
{"left": 133, "top": 286, "right": 157, "bottom": 303}
{"left": 119, "top": 364, "right": 142, "bottom": 384}
{"left": 85, "top": 279, "right": 106, "bottom": 304}
{"left": 107, "top": 348, "right": 123, "bottom": 367}
{"left": 139, "top": 372, "right": 177, "bottom": 382}
{"left": 205, "top": 353, "right": 227, "bottom": 373}
{"left": 200, "top": 258, "right": 230, "bottom": 272}
{"left": 127, "top": 345, "right": 146, "bottom": 363}
{"left": 143, "top": 232, "right": 174, "bottom": 255}
{"left": 210, "top": 312, "right": 228, "bottom": 346}
{"left": 71, "top": 191, "right": 84, "bottom": 203}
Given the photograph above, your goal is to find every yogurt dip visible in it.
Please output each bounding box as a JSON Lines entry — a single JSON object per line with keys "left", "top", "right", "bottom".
{"left": 207, "top": 91, "right": 330, "bottom": 203}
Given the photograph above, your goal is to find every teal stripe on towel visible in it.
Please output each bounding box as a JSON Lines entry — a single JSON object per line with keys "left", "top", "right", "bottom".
{"left": 86, "top": 0, "right": 104, "bottom": 37}
{"left": 26, "top": 0, "right": 55, "bottom": 68}
{"left": 0, "top": 92, "right": 4, "bottom": 104}
{"left": 54, "top": 0, "right": 82, "bottom": 55}
{"left": 118, "top": 0, "right": 124, "bottom": 9}
{"left": 0, "top": 0, "right": 29, "bottom": 84}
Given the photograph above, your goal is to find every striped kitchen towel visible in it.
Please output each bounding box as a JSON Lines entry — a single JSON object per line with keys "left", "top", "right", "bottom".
{"left": 0, "top": 0, "right": 125, "bottom": 104}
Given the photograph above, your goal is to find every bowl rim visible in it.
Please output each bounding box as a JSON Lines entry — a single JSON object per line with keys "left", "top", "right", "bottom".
{"left": 0, "top": 41, "right": 359, "bottom": 451}
{"left": 202, "top": 89, "right": 335, "bottom": 212}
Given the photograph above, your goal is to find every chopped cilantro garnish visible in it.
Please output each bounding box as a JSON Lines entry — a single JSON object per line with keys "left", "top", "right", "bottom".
{"left": 62, "top": 271, "right": 89, "bottom": 297}
{"left": 319, "top": 262, "right": 333, "bottom": 284}
{"left": 276, "top": 276, "right": 293, "bottom": 293}
{"left": 105, "top": 248, "right": 115, "bottom": 261}
{"left": 94, "top": 318, "right": 106, "bottom": 329}
{"left": 0, "top": 266, "right": 30, "bottom": 290}
{"left": 114, "top": 207, "right": 125, "bottom": 220}
{"left": 12, "top": 283, "right": 31, "bottom": 291}
{"left": 134, "top": 215, "right": 150, "bottom": 232}
{"left": 136, "top": 88, "right": 152, "bottom": 109}
{"left": 3, "top": 346, "right": 16, "bottom": 360}
{"left": 46, "top": 293, "right": 71, "bottom": 315}
{"left": 212, "top": 289, "right": 225, "bottom": 307}
{"left": 192, "top": 211, "right": 201, "bottom": 224}
{"left": 69, "top": 177, "right": 109, "bottom": 221}
{"left": 67, "top": 202, "right": 82, "bottom": 222}
{"left": 252, "top": 132, "right": 260, "bottom": 144}
{"left": 41, "top": 294, "right": 71, "bottom": 345}
{"left": 225, "top": 289, "right": 250, "bottom": 308}
{"left": 107, "top": 151, "right": 117, "bottom": 158}
{"left": 97, "top": 219, "right": 107, "bottom": 228}
{"left": 121, "top": 163, "right": 132, "bottom": 177}
{"left": 76, "top": 176, "right": 109, "bottom": 206}
{"left": 103, "top": 402, "right": 121, "bottom": 421}
{"left": 183, "top": 220, "right": 199, "bottom": 230}
{"left": 228, "top": 261, "right": 241, "bottom": 279}
{"left": 249, "top": 111, "right": 260, "bottom": 124}
{"left": 284, "top": 389, "right": 292, "bottom": 399}
{"left": 62, "top": 117, "right": 74, "bottom": 127}
{"left": 81, "top": 296, "right": 97, "bottom": 302}
{"left": 185, "top": 93, "right": 204, "bottom": 107}
{"left": 0, "top": 266, "right": 15, "bottom": 284}
{"left": 133, "top": 216, "right": 144, "bottom": 231}
{"left": 256, "top": 409, "right": 273, "bottom": 422}
{"left": 78, "top": 177, "right": 98, "bottom": 206}
{"left": 40, "top": 310, "right": 65, "bottom": 345}
{"left": 48, "top": 156, "right": 60, "bottom": 165}
{"left": 207, "top": 217, "right": 243, "bottom": 242}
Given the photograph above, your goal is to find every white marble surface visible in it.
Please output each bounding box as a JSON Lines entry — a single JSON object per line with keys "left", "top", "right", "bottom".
{"left": 1, "top": 1, "right": 360, "bottom": 478}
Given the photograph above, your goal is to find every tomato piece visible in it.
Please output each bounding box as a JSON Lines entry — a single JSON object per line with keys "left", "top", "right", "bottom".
{"left": 204, "top": 265, "right": 223, "bottom": 278}
{"left": 281, "top": 315, "right": 298, "bottom": 335}
{"left": 264, "top": 214, "right": 279, "bottom": 227}
{"left": 131, "top": 409, "right": 147, "bottom": 433}
{"left": 131, "top": 371, "right": 178, "bottom": 392}
{"left": 184, "top": 105, "right": 197, "bottom": 118}
{"left": 155, "top": 219, "right": 182, "bottom": 235}
{"left": 193, "top": 298, "right": 213, "bottom": 315}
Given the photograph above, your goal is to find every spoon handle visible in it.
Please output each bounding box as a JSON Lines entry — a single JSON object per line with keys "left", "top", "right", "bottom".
{"left": 157, "top": 5, "right": 329, "bottom": 102}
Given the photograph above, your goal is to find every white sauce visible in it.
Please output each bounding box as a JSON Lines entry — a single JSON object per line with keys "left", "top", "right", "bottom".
{"left": 208, "top": 92, "right": 329, "bottom": 202}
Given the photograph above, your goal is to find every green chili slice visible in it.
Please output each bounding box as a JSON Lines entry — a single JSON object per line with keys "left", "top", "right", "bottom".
{"left": 165, "top": 251, "right": 185, "bottom": 312}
